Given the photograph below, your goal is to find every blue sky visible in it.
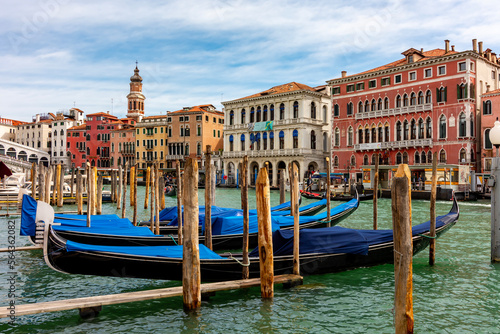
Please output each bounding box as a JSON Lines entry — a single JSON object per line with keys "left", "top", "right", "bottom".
{"left": 2, "top": 0, "right": 500, "bottom": 121}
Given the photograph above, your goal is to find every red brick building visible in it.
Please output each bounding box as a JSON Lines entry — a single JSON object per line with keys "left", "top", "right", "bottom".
{"left": 481, "top": 88, "right": 500, "bottom": 171}
{"left": 327, "top": 39, "right": 500, "bottom": 190}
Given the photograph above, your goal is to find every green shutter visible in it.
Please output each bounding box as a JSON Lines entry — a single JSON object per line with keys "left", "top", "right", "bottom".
{"left": 465, "top": 83, "right": 468, "bottom": 98}
{"left": 436, "top": 88, "right": 440, "bottom": 102}
{"left": 457, "top": 84, "right": 460, "bottom": 99}
{"left": 444, "top": 87, "right": 447, "bottom": 102}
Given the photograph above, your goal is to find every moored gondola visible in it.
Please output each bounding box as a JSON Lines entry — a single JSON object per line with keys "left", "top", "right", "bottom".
{"left": 41, "top": 196, "right": 459, "bottom": 282}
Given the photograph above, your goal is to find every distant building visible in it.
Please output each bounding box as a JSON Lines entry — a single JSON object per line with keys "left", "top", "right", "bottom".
{"left": 481, "top": 88, "right": 500, "bottom": 172}
{"left": 126, "top": 65, "right": 145, "bottom": 123}
{"left": 135, "top": 114, "right": 168, "bottom": 171}
{"left": 81, "top": 112, "right": 119, "bottom": 168}
{"left": 16, "top": 114, "right": 54, "bottom": 155}
{"left": 110, "top": 118, "right": 136, "bottom": 168}
{"left": 67, "top": 124, "right": 87, "bottom": 168}
{"left": 50, "top": 108, "right": 85, "bottom": 167}
{"left": 222, "top": 82, "right": 331, "bottom": 187}
{"left": 326, "top": 39, "right": 500, "bottom": 190}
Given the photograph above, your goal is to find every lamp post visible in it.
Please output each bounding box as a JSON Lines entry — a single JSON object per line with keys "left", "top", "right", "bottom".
{"left": 489, "top": 118, "right": 500, "bottom": 262}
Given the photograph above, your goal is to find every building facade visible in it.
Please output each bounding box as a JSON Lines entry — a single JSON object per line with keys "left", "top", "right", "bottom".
{"left": 110, "top": 120, "right": 136, "bottom": 169}
{"left": 222, "top": 82, "right": 331, "bottom": 187}
{"left": 135, "top": 115, "right": 168, "bottom": 171}
{"left": 481, "top": 88, "right": 500, "bottom": 172}
{"left": 16, "top": 114, "right": 53, "bottom": 155}
{"left": 51, "top": 108, "right": 85, "bottom": 166}
{"left": 326, "top": 39, "right": 500, "bottom": 190}
{"left": 67, "top": 124, "right": 87, "bottom": 168}
{"left": 81, "top": 112, "right": 119, "bottom": 168}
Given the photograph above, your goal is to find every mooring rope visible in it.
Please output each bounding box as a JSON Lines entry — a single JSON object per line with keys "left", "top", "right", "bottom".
{"left": 167, "top": 235, "right": 178, "bottom": 245}
{"left": 418, "top": 233, "right": 437, "bottom": 239}
{"left": 227, "top": 253, "right": 250, "bottom": 267}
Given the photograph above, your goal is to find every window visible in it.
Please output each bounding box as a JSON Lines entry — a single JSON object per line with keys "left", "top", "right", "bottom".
{"left": 418, "top": 91, "right": 424, "bottom": 104}
{"left": 279, "top": 103, "right": 285, "bottom": 120}
{"left": 250, "top": 107, "right": 255, "bottom": 123}
{"left": 394, "top": 74, "right": 402, "bottom": 84}
{"left": 485, "top": 129, "right": 492, "bottom": 149}
{"left": 410, "top": 92, "right": 416, "bottom": 106}
{"left": 424, "top": 68, "right": 432, "bottom": 78}
{"left": 384, "top": 97, "right": 389, "bottom": 110}
{"left": 371, "top": 99, "right": 376, "bottom": 111}
{"left": 377, "top": 98, "right": 382, "bottom": 110}
{"left": 460, "top": 148, "right": 467, "bottom": 162}
{"left": 457, "top": 83, "right": 468, "bottom": 99}
{"left": 269, "top": 132, "right": 274, "bottom": 149}
{"left": 438, "top": 65, "right": 446, "bottom": 75}
{"left": 347, "top": 102, "right": 353, "bottom": 116}
{"left": 293, "top": 101, "right": 299, "bottom": 118}
{"left": 213, "top": 117, "right": 216, "bottom": 123}
{"left": 310, "top": 130, "right": 316, "bottom": 149}
{"left": 310, "top": 102, "right": 316, "bottom": 119}
{"left": 348, "top": 127, "right": 353, "bottom": 146}
{"left": 403, "top": 152, "right": 408, "bottom": 164}
{"left": 333, "top": 104, "right": 339, "bottom": 117}
{"left": 418, "top": 118, "right": 424, "bottom": 139}
{"left": 334, "top": 128, "right": 340, "bottom": 147}
{"left": 439, "top": 149, "right": 446, "bottom": 163}
{"left": 415, "top": 151, "right": 420, "bottom": 164}
{"left": 333, "top": 156, "right": 339, "bottom": 167}
{"left": 356, "top": 82, "right": 364, "bottom": 91}
{"left": 458, "top": 62, "right": 467, "bottom": 72}
{"left": 293, "top": 129, "right": 299, "bottom": 148}
{"left": 229, "top": 110, "right": 234, "bottom": 125}
{"left": 196, "top": 115, "right": 202, "bottom": 121}
{"left": 381, "top": 77, "right": 390, "bottom": 86}
{"left": 263, "top": 105, "right": 268, "bottom": 121}
{"left": 346, "top": 84, "right": 355, "bottom": 92}
{"left": 270, "top": 105, "right": 274, "bottom": 121}
{"left": 484, "top": 100, "right": 492, "bottom": 115}
{"left": 410, "top": 119, "right": 416, "bottom": 139}
{"left": 403, "top": 120, "right": 409, "bottom": 140}
{"left": 368, "top": 80, "right": 376, "bottom": 88}
{"left": 279, "top": 131, "right": 285, "bottom": 149}
{"left": 396, "top": 95, "right": 401, "bottom": 108}
{"left": 256, "top": 107, "right": 261, "bottom": 122}
{"left": 241, "top": 109, "right": 246, "bottom": 124}
{"left": 332, "top": 87, "right": 341, "bottom": 95}
{"left": 459, "top": 113, "right": 466, "bottom": 137}
{"left": 437, "top": 87, "right": 447, "bottom": 103}
{"left": 425, "top": 90, "right": 432, "bottom": 104}
{"left": 409, "top": 71, "right": 416, "bottom": 81}
{"left": 439, "top": 115, "right": 447, "bottom": 139}
{"left": 403, "top": 94, "right": 409, "bottom": 107}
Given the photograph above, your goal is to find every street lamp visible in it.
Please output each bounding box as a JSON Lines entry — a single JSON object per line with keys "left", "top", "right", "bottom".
{"left": 488, "top": 118, "right": 500, "bottom": 262}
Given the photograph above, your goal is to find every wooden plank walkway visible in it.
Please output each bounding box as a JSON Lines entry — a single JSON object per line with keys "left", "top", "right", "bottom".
{"left": 0, "top": 274, "right": 303, "bottom": 318}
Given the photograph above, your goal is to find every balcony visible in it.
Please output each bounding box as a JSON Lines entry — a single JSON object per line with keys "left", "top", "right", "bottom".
{"left": 166, "top": 155, "right": 185, "bottom": 160}
{"left": 145, "top": 145, "right": 154, "bottom": 150}
{"left": 355, "top": 138, "right": 433, "bottom": 151}
{"left": 223, "top": 148, "right": 325, "bottom": 159}
{"left": 224, "top": 117, "right": 326, "bottom": 131}
{"left": 355, "top": 104, "right": 433, "bottom": 120}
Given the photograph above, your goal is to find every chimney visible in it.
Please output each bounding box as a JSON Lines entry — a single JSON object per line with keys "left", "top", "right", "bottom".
{"left": 487, "top": 50, "right": 492, "bottom": 62}
{"left": 445, "top": 39, "right": 450, "bottom": 53}
{"left": 479, "top": 41, "right": 483, "bottom": 55}
{"left": 472, "top": 39, "right": 477, "bottom": 53}
{"left": 451, "top": 45, "right": 455, "bottom": 52}
{"left": 341, "top": 71, "right": 347, "bottom": 78}
{"left": 492, "top": 53, "right": 497, "bottom": 63}
{"left": 36, "top": 114, "right": 40, "bottom": 123}
{"left": 420, "top": 48, "right": 424, "bottom": 52}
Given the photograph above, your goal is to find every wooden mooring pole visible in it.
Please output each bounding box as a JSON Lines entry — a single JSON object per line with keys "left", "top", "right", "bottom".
{"left": 176, "top": 160, "right": 183, "bottom": 245}
{"left": 86, "top": 163, "right": 91, "bottom": 227}
{"left": 121, "top": 163, "right": 128, "bottom": 219}
{"left": 77, "top": 171, "right": 83, "bottom": 215}
{"left": 241, "top": 155, "right": 249, "bottom": 279}
{"left": 96, "top": 174, "right": 103, "bottom": 215}
{"left": 38, "top": 165, "right": 45, "bottom": 203}
{"left": 144, "top": 166, "right": 150, "bottom": 209}
{"left": 429, "top": 151, "right": 438, "bottom": 265}
{"left": 52, "top": 164, "right": 57, "bottom": 206}
{"left": 155, "top": 163, "right": 160, "bottom": 236}
{"left": 117, "top": 165, "right": 122, "bottom": 210}
{"left": 291, "top": 162, "right": 300, "bottom": 275}
{"left": 205, "top": 145, "right": 213, "bottom": 250}
{"left": 150, "top": 165, "right": 155, "bottom": 233}
{"left": 325, "top": 157, "right": 331, "bottom": 226}
{"left": 70, "top": 167, "right": 75, "bottom": 198}
{"left": 373, "top": 153, "right": 379, "bottom": 230}
{"left": 256, "top": 167, "right": 274, "bottom": 299}
{"left": 182, "top": 157, "right": 201, "bottom": 311}
{"left": 159, "top": 171, "right": 165, "bottom": 211}
{"left": 391, "top": 164, "right": 413, "bottom": 333}
{"left": 45, "top": 166, "right": 52, "bottom": 204}
{"left": 130, "top": 165, "right": 135, "bottom": 207}
{"left": 31, "top": 163, "right": 37, "bottom": 200}
{"left": 58, "top": 164, "right": 64, "bottom": 207}
{"left": 279, "top": 169, "right": 286, "bottom": 204}
{"left": 133, "top": 164, "right": 138, "bottom": 226}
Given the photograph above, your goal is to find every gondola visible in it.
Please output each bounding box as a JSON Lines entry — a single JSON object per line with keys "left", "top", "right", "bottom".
{"left": 299, "top": 190, "right": 324, "bottom": 200}
{"left": 41, "top": 196, "right": 459, "bottom": 282}
{"left": 21, "top": 196, "right": 354, "bottom": 250}
{"left": 164, "top": 185, "right": 177, "bottom": 196}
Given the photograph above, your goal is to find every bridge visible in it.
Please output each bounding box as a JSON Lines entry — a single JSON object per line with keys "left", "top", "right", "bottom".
{"left": 0, "top": 139, "right": 50, "bottom": 171}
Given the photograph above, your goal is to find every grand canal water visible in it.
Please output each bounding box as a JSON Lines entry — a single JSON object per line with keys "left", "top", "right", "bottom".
{"left": 1, "top": 186, "right": 499, "bottom": 333}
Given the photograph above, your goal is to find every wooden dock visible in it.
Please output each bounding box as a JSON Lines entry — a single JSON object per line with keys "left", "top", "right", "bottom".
{"left": 0, "top": 274, "right": 302, "bottom": 318}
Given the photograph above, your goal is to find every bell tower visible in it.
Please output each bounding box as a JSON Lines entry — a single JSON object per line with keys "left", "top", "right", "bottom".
{"left": 126, "top": 63, "right": 146, "bottom": 122}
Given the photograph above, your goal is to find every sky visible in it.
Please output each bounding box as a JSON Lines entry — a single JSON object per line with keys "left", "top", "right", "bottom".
{"left": 2, "top": 0, "right": 500, "bottom": 122}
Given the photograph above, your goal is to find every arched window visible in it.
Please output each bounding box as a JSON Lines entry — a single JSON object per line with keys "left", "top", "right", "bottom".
{"left": 229, "top": 135, "right": 234, "bottom": 151}
{"left": 350, "top": 155, "right": 356, "bottom": 167}
{"left": 470, "top": 115, "right": 474, "bottom": 137}
{"left": 348, "top": 126, "right": 353, "bottom": 146}
{"left": 421, "top": 151, "right": 426, "bottom": 164}
{"left": 364, "top": 100, "right": 369, "bottom": 112}
{"left": 415, "top": 151, "right": 420, "bottom": 164}
{"left": 371, "top": 126, "right": 376, "bottom": 143}
{"left": 241, "top": 109, "right": 246, "bottom": 124}
{"left": 60, "top": 129, "right": 64, "bottom": 136}
{"left": 323, "top": 132, "right": 327, "bottom": 151}
{"left": 263, "top": 105, "right": 268, "bottom": 121}
{"left": 279, "top": 103, "right": 285, "bottom": 120}
{"left": 384, "top": 123, "right": 390, "bottom": 142}
{"left": 484, "top": 100, "right": 492, "bottom": 115}
{"left": 410, "top": 92, "right": 416, "bottom": 106}
{"left": 293, "top": 101, "right": 299, "bottom": 118}
{"left": 263, "top": 132, "right": 268, "bottom": 150}
{"left": 250, "top": 107, "right": 255, "bottom": 123}
{"left": 197, "top": 143, "right": 201, "bottom": 155}
{"left": 417, "top": 118, "right": 424, "bottom": 139}
{"left": 310, "top": 130, "right": 316, "bottom": 149}
{"left": 403, "top": 120, "right": 409, "bottom": 140}
{"left": 418, "top": 91, "right": 424, "bottom": 104}
{"left": 358, "top": 127, "right": 363, "bottom": 144}
{"left": 269, "top": 131, "right": 274, "bottom": 150}
{"left": 97, "top": 134, "right": 101, "bottom": 141}
{"left": 241, "top": 134, "right": 246, "bottom": 151}
{"left": 459, "top": 113, "right": 467, "bottom": 137}
{"left": 396, "top": 152, "right": 402, "bottom": 164}
{"left": 377, "top": 98, "right": 382, "bottom": 110}
{"left": 371, "top": 99, "right": 376, "bottom": 111}
{"left": 470, "top": 148, "right": 475, "bottom": 162}
{"left": 459, "top": 148, "right": 467, "bottom": 162}
{"left": 410, "top": 119, "right": 417, "bottom": 139}
{"left": 457, "top": 83, "right": 467, "bottom": 99}
{"left": 363, "top": 154, "right": 369, "bottom": 165}
{"left": 347, "top": 102, "right": 353, "bottom": 115}
{"left": 371, "top": 154, "right": 377, "bottom": 165}
{"left": 333, "top": 156, "right": 339, "bottom": 167}
{"left": 358, "top": 101, "right": 363, "bottom": 113}
{"left": 270, "top": 105, "right": 275, "bottom": 121}
{"left": 334, "top": 127, "right": 340, "bottom": 147}
{"left": 437, "top": 87, "right": 447, "bottom": 103}
{"left": 426, "top": 117, "right": 432, "bottom": 138}
{"left": 428, "top": 151, "right": 433, "bottom": 163}
{"left": 310, "top": 102, "right": 315, "bottom": 119}
{"left": 396, "top": 95, "right": 401, "bottom": 108}
{"left": 229, "top": 110, "right": 234, "bottom": 125}
{"left": 378, "top": 124, "right": 383, "bottom": 142}
{"left": 403, "top": 94, "right": 409, "bottom": 107}
{"left": 439, "top": 115, "right": 447, "bottom": 139}
{"left": 293, "top": 129, "right": 299, "bottom": 149}
{"left": 384, "top": 97, "right": 389, "bottom": 109}
{"left": 256, "top": 106, "right": 262, "bottom": 122}
{"left": 425, "top": 90, "right": 432, "bottom": 104}
{"left": 439, "top": 149, "right": 446, "bottom": 163}
{"left": 396, "top": 121, "right": 402, "bottom": 141}
{"left": 333, "top": 104, "right": 339, "bottom": 117}
{"left": 279, "top": 131, "right": 285, "bottom": 149}
{"left": 323, "top": 105, "right": 327, "bottom": 121}
{"left": 365, "top": 127, "right": 370, "bottom": 143}
{"left": 485, "top": 129, "right": 492, "bottom": 149}
{"left": 403, "top": 152, "right": 409, "bottom": 164}
{"left": 53, "top": 130, "right": 57, "bottom": 137}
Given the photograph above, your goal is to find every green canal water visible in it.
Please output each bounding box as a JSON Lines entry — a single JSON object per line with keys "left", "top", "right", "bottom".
{"left": 1, "top": 186, "right": 499, "bottom": 333}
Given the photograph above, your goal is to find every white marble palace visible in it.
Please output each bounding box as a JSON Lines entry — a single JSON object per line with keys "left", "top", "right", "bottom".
{"left": 222, "top": 82, "right": 331, "bottom": 187}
